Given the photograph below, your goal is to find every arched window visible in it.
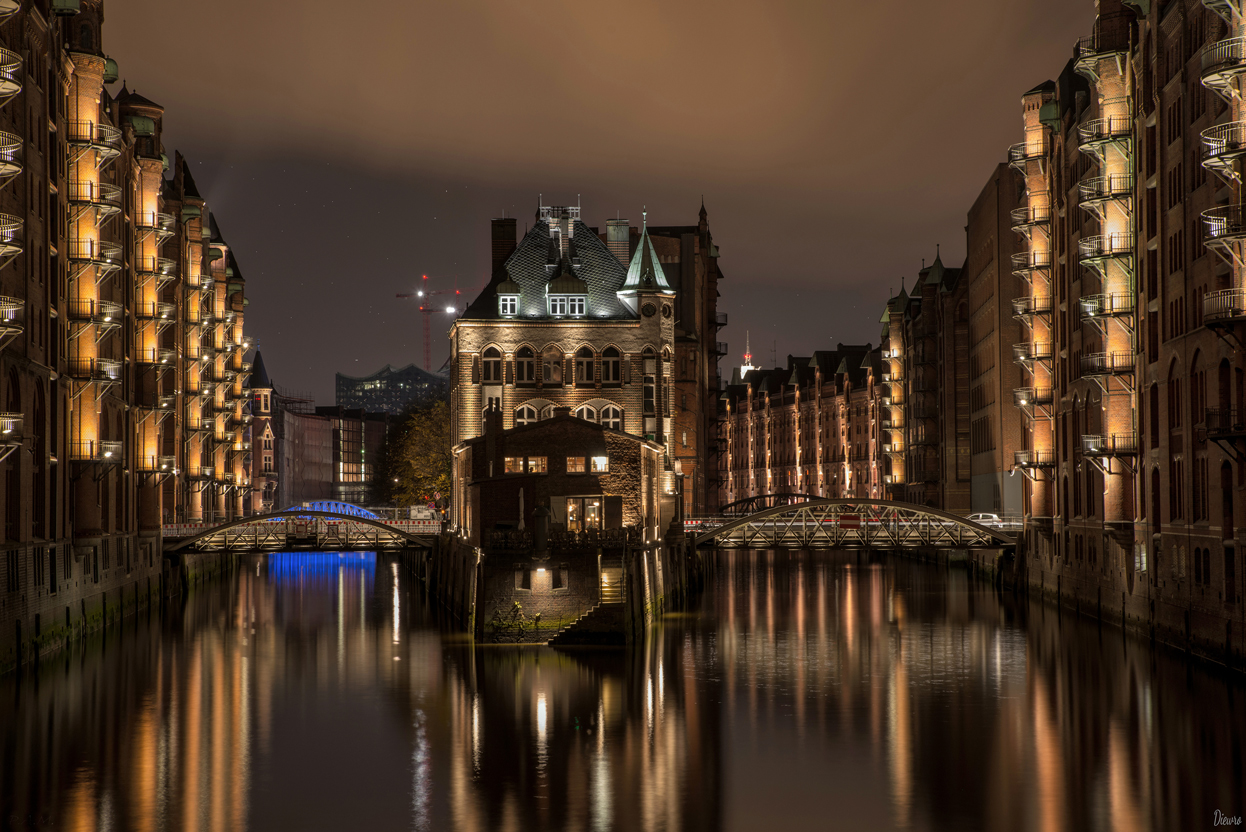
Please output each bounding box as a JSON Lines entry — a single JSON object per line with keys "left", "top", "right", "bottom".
{"left": 542, "top": 346, "right": 562, "bottom": 386}
{"left": 482, "top": 347, "right": 502, "bottom": 383}
{"left": 1149, "top": 384, "right": 1160, "bottom": 449}
{"left": 600, "top": 405, "right": 622, "bottom": 430}
{"left": 601, "top": 347, "right": 621, "bottom": 385}
{"left": 575, "top": 404, "right": 596, "bottom": 422}
{"left": 575, "top": 347, "right": 594, "bottom": 386}
{"left": 539, "top": 404, "right": 554, "bottom": 420}
{"left": 515, "top": 347, "right": 535, "bottom": 385}
{"left": 515, "top": 405, "right": 538, "bottom": 426}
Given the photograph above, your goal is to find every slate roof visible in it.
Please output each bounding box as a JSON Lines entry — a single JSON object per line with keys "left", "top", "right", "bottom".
{"left": 248, "top": 351, "right": 271, "bottom": 389}
{"left": 464, "top": 219, "right": 634, "bottom": 320}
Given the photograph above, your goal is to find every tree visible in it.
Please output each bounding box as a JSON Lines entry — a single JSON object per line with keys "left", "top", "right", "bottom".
{"left": 371, "top": 400, "right": 452, "bottom": 507}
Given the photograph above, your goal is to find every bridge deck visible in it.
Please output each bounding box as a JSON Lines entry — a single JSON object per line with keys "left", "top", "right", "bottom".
{"left": 163, "top": 512, "right": 440, "bottom": 554}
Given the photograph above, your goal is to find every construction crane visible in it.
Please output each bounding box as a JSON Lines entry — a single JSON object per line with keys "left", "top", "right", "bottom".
{"left": 397, "top": 274, "right": 462, "bottom": 372}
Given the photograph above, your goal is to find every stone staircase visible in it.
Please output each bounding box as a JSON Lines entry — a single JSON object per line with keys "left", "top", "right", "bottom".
{"left": 548, "top": 602, "right": 625, "bottom": 646}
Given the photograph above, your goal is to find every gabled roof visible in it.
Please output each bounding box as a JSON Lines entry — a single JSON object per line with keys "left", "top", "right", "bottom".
{"left": 180, "top": 157, "right": 202, "bottom": 200}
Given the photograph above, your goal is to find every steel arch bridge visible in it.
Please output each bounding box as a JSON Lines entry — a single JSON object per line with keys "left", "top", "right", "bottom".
{"left": 691, "top": 499, "right": 1016, "bottom": 550}
{"left": 720, "top": 493, "right": 822, "bottom": 516}
{"left": 163, "top": 510, "right": 438, "bottom": 555}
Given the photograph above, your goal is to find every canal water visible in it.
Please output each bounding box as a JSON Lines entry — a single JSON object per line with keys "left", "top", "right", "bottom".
{"left": 1, "top": 550, "right": 1243, "bottom": 831}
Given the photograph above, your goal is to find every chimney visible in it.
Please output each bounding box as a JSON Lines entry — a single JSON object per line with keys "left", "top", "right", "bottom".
{"left": 606, "top": 218, "right": 630, "bottom": 265}
{"left": 491, "top": 217, "right": 517, "bottom": 274}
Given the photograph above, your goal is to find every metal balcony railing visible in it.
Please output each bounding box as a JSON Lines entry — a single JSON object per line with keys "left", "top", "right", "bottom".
{"left": 1014, "top": 387, "right": 1054, "bottom": 408}
{"left": 1202, "top": 37, "right": 1246, "bottom": 98}
{"left": 1081, "top": 433, "right": 1138, "bottom": 456}
{"left": 715, "top": 312, "right": 728, "bottom": 327}
{"left": 1013, "top": 449, "right": 1055, "bottom": 468}
{"left": 1206, "top": 407, "right": 1246, "bottom": 437}
{"left": 0, "top": 295, "right": 22, "bottom": 331}
{"left": 1013, "top": 341, "right": 1054, "bottom": 363}
{"left": 67, "top": 357, "right": 124, "bottom": 382}
{"left": 1080, "top": 352, "right": 1135, "bottom": 376}
{"left": 1010, "top": 203, "right": 1051, "bottom": 231}
{"left": 188, "top": 466, "right": 214, "bottom": 480}
{"left": 0, "top": 212, "right": 21, "bottom": 256}
{"left": 0, "top": 411, "right": 21, "bottom": 437}
{"left": 136, "top": 455, "right": 176, "bottom": 473}
{"left": 1202, "top": 122, "right": 1246, "bottom": 176}
{"left": 135, "top": 301, "right": 175, "bottom": 322}
{"left": 70, "top": 440, "right": 123, "bottom": 462}
{"left": 1079, "top": 174, "right": 1134, "bottom": 204}
{"left": 1076, "top": 16, "right": 1131, "bottom": 67}
{"left": 1079, "top": 293, "right": 1135, "bottom": 319}
{"left": 1007, "top": 140, "right": 1048, "bottom": 168}
{"left": 1078, "top": 114, "right": 1132, "bottom": 147}
{"left": 135, "top": 211, "right": 175, "bottom": 236}
{"left": 1079, "top": 233, "right": 1134, "bottom": 262}
{"left": 136, "top": 347, "right": 176, "bottom": 365}
{"left": 0, "top": 130, "right": 22, "bottom": 185}
{"left": 1204, "top": 288, "right": 1246, "bottom": 324}
{"left": 0, "top": 47, "right": 21, "bottom": 103}
{"left": 65, "top": 120, "right": 122, "bottom": 158}
{"left": 1012, "top": 250, "right": 1052, "bottom": 273}
{"left": 67, "top": 180, "right": 122, "bottom": 215}
{"left": 1203, "top": 205, "right": 1246, "bottom": 245}
{"left": 67, "top": 238, "right": 123, "bottom": 267}
{"left": 67, "top": 298, "right": 123, "bottom": 327}
{"left": 136, "top": 255, "right": 177, "bottom": 278}
{"left": 713, "top": 341, "right": 728, "bottom": 356}
{"left": 1012, "top": 296, "right": 1054, "bottom": 318}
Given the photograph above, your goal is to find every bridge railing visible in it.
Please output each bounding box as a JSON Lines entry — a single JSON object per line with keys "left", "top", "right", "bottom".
{"left": 162, "top": 516, "right": 441, "bottom": 540}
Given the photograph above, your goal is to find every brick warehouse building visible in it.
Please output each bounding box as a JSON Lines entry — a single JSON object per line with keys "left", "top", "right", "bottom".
{"left": 0, "top": 1, "right": 254, "bottom": 670}
{"left": 718, "top": 0, "right": 1246, "bottom": 665}
{"left": 449, "top": 201, "right": 725, "bottom": 536}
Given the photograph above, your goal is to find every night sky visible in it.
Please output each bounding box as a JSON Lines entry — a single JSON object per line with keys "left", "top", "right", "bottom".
{"left": 105, "top": 0, "right": 1092, "bottom": 403}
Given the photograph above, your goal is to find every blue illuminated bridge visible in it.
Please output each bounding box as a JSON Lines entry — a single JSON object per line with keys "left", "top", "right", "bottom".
{"left": 162, "top": 503, "right": 440, "bottom": 555}
{"left": 686, "top": 499, "right": 1017, "bottom": 550}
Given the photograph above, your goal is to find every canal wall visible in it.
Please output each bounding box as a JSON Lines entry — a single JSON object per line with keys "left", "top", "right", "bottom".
{"left": 414, "top": 532, "right": 706, "bottom": 645}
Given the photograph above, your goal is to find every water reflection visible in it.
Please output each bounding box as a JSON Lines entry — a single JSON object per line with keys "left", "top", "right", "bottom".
{"left": 0, "top": 550, "right": 1242, "bottom": 831}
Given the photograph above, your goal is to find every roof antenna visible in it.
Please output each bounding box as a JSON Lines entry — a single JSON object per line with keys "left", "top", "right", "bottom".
{"left": 642, "top": 205, "right": 647, "bottom": 229}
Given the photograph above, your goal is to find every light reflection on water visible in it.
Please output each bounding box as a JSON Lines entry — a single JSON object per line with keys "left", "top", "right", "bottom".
{"left": 0, "top": 549, "right": 1242, "bottom": 831}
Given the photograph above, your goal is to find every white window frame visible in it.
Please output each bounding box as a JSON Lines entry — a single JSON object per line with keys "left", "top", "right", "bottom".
{"left": 499, "top": 295, "right": 518, "bottom": 316}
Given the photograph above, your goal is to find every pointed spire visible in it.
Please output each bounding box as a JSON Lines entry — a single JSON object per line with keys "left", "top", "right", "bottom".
{"left": 698, "top": 197, "right": 708, "bottom": 232}
{"left": 744, "top": 330, "right": 752, "bottom": 366}
{"left": 620, "top": 204, "right": 673, "bottom": 295}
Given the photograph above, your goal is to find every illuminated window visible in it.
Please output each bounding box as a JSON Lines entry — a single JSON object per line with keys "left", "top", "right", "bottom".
{"left": 527, "top": 456, "right": 547, "bottom": 474}
{"left": 548, "top": 295, "right": 585, "bottom": 317}
{"left": 482, "top": 347, "right": 502, "bottom": 382}
{"left": 515, "top": 405, "right": 538, "bottom": 426}
{"left": 569, "top": 296, "right": 585, "bottom": 316}
{"left": 499, "top": 295, "right": 518, "bottom": 316}
{"left": 600, "top": 406, "right": 622, "bottom": 430}
{"left": 590, "top": 456, "right": 609, "bottom": 473}
{"left": 575, "top": 404, "right": 597, "bottom": 422}
{"left": 601, "top": 347, "right": 621, "bottom": 384}
{"left": 550, "top": 296, "right": 568, "bottom": 316}
{"left": 567, "top": 456, "right": 585, "bottom": 473}
{"left": 575, "top": 347, "right": 594, "bottom": 385}
{"left": 515, "top": 347, "right": 536, "bottom": 384}
{"left": 504, "top": 457, "right": 523, "bottom": 474}
{"left": 542, "top": 346, "right": 563, "bottom": 386}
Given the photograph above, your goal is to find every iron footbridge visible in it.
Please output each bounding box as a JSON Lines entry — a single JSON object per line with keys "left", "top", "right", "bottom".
{"left": 687, "top": 499, "right": 1017, "bottom": 550}
{"left": 163, "top": 509, "right": 440, "bottom": 555}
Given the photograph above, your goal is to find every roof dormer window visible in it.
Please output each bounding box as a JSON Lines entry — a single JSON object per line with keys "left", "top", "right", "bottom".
{"left": 499, "top": 295, "right": 518, "bottom": 316}
{"left": 549, "top": 295, "right": 585, "bottom": 317}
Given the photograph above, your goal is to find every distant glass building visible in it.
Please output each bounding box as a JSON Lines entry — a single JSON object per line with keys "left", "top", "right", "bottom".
{"left": 335, "top": 363, "right": 447, "bottom": 415}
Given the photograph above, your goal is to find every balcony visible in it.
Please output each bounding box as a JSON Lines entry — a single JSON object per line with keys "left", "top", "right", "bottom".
{"left": 1078, "top": 233, "right": 1134, "bottom": 266}
{"left": 0, "top": 47, "right": 21, "bottom": 105}
{"left": 67, "top": 238, "right": 123, "bottom": 273}
{"left": 714, "top": 312, "right": 728, "bottom": 328}
{"left": 1206, "top": 407, "right": 1246, "bottom": 439}
{"left": 1010, "top": 203, "right": 1051, "bottom": 234}
{"left": 135, "top": 301, "right": 175, "bottom": 323}
{"left": 70, "top": 440, "right": 123, "bottom": 463}
{"left": 1202, "top": 37, "right": 1246, "bottom": 101}
{"left": 188, "top": 419, "right": 213, "bottom": 434}
{"left": 1079, "top": 293, "right": 1136, "bottom": 321}
{"left": 0, "top": 212, "right": 21, "bottom": 264}
{"left": 1012, "top": 296, "right": 1054, "bottom": 321}
{"left": 1079, "top": 173, "right": 1133, "bottom": 207}
{"left": 0, "top": 130, "right": 21, "bottom": 187}
{"left": 1007, "top": 140, "right": 1047, "bottom": 171}
{"left": 67, "top": 180, "right": 122, "bottom": 218}
{"left": 1075, "top": 17, "right": 1131, "bottom": 78}
{"left": 1013, "top": 341, "right": 1054, "bottom": 364}
{"left": 1080, "top": 352, "right": 1135, "bottom": 377}
{"left": 136, "top": 455, "right": 176, "bottom": 474}
{"left": 1204, "top": 288, "right": 1246, "bottom": 326}
{"left": 0, "top": 411, "right": 21, "bottom": 461}
{"left": 187, "top": 466, "right": 214, "bottom": 480}
{"left": 136, "top": 211, "right": 175, "bottom": 239}
{"left": 1078, "top": 113, "right": 1132, "bottom": 150}
{"left": 67, "top": 298, "right": 123, "bottom": 330}
{"left": 210, "top": 366, "right": 238, "bottom": 384}
{"left": 1203, "top": 205, "right": 1246, "bottom": 251}
{"left": 136, "top": 393, "right": 176, "bottom": 412}
{"left": 68, "top": 357, "right": 124, "bottom": 384}
{"left": 0, "top": 1, "right": 17, "bottom": 22}
{"left": 1201, "top": 121, "right": 1246, "bottom": 182}
{"left": 66, "top": 120, "right": 122, "bottom": 163}
{"left": 136, "top": 255, "right": 177, "bottom": 285}
{"left": 0, "top": 295, "right": 22, "bottom": 347}
{"left": 1013, "top": 387, "right": 1054, "bottom": 408}
{"left": 136, "top": 347, "right": 176, "bottom": 366}
{"left": 712, "top": 341, "right": 728, "bottom": 356}
{"left": 1013, "top": 449, "right": 1055, "bottom": 469}
{"left": 1012, "top": 250, "right": 1051, "bottom": 276}
{"left": 234, "top": 440, "right": 252, "bottom": 452}
{"left": 1081, "top": 433, "right": 1138, "bottom": 457}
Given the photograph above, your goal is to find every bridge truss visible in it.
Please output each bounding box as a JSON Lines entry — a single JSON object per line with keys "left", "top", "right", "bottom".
{"left": 690, "top": 499, "right": 1016, "bottom": 550}
{"left": 164, "top": 510, "right": 438, "bottom": 555}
